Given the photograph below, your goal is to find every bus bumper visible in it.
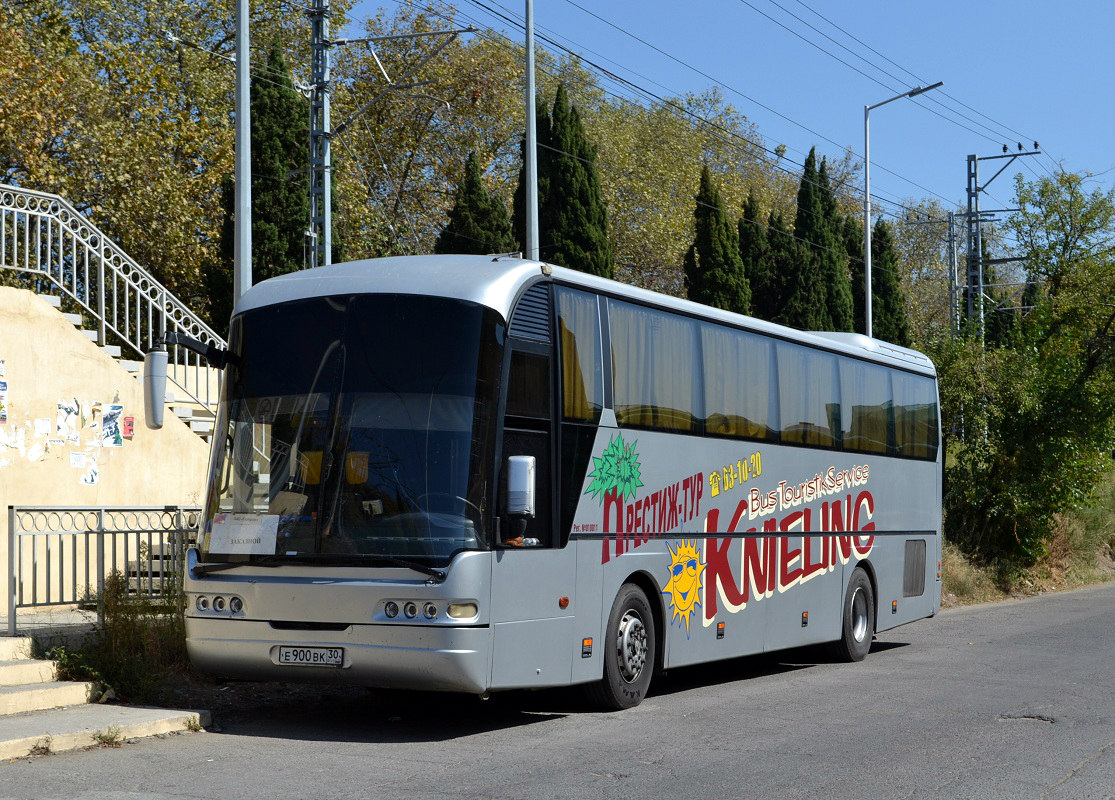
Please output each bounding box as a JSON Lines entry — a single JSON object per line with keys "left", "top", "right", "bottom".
{"left": 186, "top": 617, "right": 490, "bottom": 694}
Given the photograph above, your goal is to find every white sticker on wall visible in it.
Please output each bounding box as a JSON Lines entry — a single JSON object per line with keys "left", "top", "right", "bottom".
{"left": 208, "top": 513, "right": 279, "bottom": 555}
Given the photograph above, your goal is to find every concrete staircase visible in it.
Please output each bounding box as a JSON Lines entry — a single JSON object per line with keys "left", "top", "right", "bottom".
{"left": 37, "top": 294, "right": 217, "bottom": 441}
{"left": 0, "top": 636, "right": 209, "bottom": 760}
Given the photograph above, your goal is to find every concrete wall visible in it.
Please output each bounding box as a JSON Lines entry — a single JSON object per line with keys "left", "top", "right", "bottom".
{"left": 0, "top": 287, "right": 211, "bottom": 607}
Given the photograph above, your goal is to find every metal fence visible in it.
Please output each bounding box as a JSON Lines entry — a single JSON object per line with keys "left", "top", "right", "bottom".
{"left": 0, "top": 183, "right": 225, "bottom": 417}
{"left": 6, "top": 505, "right": 201, "bottom": 636}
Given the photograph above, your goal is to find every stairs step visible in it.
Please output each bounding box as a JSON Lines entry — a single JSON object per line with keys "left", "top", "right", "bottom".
{"left": 100, "top": 344, "right": 122, "bottom": 358}
{"left": 0, "top": 681, "right": 96, "bottom": 716}
{"left": 119, "top": 359, "right": 144, "bottom": 373}
{"left": 0, "top": 638, "right": 32, "bottom": 661}
{"left": 0, "top": 703, "right": 210, "bottom": 761}
{"left": 36, "top": 294, "right": 61, "bottom": 308}
{"left": 81, "top": 328, "right": 98, "bottom": 342}
{"left": 62, "top": 312, "right": 83, "bottom": 326}
{"left": 0, "top": 660, "right": 56, "bottom": 687}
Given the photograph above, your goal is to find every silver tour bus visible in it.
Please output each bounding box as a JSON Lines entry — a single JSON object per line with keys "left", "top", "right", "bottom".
{"left": 144, "top": 255, "right": 941, "bottom": 709}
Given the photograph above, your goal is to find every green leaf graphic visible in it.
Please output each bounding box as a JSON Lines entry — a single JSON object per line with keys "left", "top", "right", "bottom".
{"left": 584, "top": 434, "right": 644, "bottom": 504}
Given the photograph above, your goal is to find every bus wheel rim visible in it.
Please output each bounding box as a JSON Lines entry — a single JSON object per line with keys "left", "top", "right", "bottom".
{"left": 851, "top": 586, "right": 869, "bottom": 642}
{"left": 617, "top": 609, "right": 648, "bottom": 682}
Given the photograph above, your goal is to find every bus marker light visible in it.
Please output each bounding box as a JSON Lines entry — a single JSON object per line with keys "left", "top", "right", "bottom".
{"left": 892, "top": 600, "right": 898, "bottom": 614}
{"left": 384, "top": 601, "right": 399, "bottom": 619}
{"left": 581, "top": 638, "right": 593, "bottom": 657}
{"left": 558, "top": 596, "right": 570, "bottom": 609}
{"left": 423, "top": 602, "right": 437, "bottom": 619}
{"left": 801, "top": 611, "right": 808, "bottom": 627}
{"left": 937, "top": 560, "right": 942, "bottom": 579}
{"left": 716, "top": 622, "right": 725, "bottom": 640}
{"left": 447, "top": 602, "right": 478, "bottom": 619}
{"left": 403, "top": 602, "right": 418, "bottom": 619}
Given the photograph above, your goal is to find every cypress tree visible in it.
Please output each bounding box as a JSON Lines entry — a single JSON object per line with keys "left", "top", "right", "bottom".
{"left": 769, "top": 210, "right": 824, "bottom": 330}
{"left": 790, "top": 148, "right": 832, "bottom": 330}
{"left": 738, "top": 188, "right": 774, "bottom": 320}
{"left": 818, "top": 158, "right": 855, "bottom": 331}
{"left": 513, "top": 85, "right": 612, "bottom": 277}
{"left": 206, "top": 44, "right": 310, "bottom": 333}
{"left": 435, "top": 152, "right": 515, "bottom": 255}
{"left": 869, "top": 218, "right": 911, "bottom": 346}
{"left": 543, "top": 85, "right": 613, "bottom": 277}
{"left": 843, "top": 215, "right": 866, "bottom": 333}
{"left": 684, "top": 165, "right": 750, "bottom": 313}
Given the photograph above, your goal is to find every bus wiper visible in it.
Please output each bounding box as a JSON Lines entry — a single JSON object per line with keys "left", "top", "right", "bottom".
{"left": 371, "top": 555, "right": 447, "bottom": 583}
{"left": 193, "top": 556, "right": 286, "bottom": 576}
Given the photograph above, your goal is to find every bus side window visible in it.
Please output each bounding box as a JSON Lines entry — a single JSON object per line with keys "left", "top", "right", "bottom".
{"left": 502, "top": 348, "right": 553, "bottom": 546}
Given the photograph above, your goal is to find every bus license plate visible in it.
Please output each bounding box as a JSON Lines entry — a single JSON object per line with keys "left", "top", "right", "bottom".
{"left": 278, "top": 646, "right": 344, "bottom": 667}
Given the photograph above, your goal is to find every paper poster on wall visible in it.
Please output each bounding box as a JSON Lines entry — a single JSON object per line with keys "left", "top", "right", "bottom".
{"left": 122, "top": 416, "right": 134, "bottom": 439}
{"left": 0, "top": 359, "right": 5, "bottom": 376}
{"left": 81, "top": 454, "right": 99, "bottom": 485}
{"left": 57, "top": 399, "right": 81, "bottom": 442}
{"left": 0, "top": 381, "right": 8, "bottom": 424}
{"left": 70, "top": 452, "right": 86, "bottom": 468}
{"left": 35, "top": 418, "right": 51, "bottom": 436}
{"left": 208, "top": 513, "right": 279, "bottom": 555}
{"left": 101, "top": 403, "right": 124, "bottom": 447}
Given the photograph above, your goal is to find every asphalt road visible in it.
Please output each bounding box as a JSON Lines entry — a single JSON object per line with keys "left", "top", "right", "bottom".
{"left": 3, "top": 583, "right": 1113, "bottom": 800}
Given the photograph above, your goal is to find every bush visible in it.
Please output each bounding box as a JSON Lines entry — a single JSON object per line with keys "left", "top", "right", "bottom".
{"left": 51, "top": 571, "right": 188, "bottom": 702}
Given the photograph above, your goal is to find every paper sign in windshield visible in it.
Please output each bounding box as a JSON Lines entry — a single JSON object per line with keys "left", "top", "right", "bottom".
{"left": 209, "top": 513, "right": 278, "bottom": 555}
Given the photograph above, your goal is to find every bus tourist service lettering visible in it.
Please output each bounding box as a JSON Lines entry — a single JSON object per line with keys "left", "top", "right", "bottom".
{"left": 583, "top": 434, "right": 876, "bottom": 632}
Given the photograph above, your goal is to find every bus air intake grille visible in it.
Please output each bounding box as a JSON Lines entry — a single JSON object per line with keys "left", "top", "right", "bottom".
{"left": 509, "top": 284, "right": 552, "bottom": 343}
{"left": 903, "top": 539, "right": 926, "bottom": 598}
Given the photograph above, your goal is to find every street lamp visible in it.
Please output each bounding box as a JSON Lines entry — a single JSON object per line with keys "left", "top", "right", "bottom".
{"left": 863, "top": 81, "right": 942, "bottom": 338}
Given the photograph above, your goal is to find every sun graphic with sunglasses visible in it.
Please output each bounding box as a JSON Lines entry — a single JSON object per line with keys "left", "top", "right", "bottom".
{"left": 661, "top": 540, "right": 705, "bottom": 637}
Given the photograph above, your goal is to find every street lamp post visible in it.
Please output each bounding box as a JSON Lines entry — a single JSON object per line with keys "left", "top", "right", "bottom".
{"left": 863, "top": 81, "right": 942, "bottom": 338}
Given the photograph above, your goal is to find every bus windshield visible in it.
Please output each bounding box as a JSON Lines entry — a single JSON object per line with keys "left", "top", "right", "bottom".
{"left": 200, "top": 294, "right": 504, "bottom": 567}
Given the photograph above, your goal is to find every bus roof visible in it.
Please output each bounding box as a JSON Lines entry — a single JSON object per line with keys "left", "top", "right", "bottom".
{"left": 236, "top": 255, "right": 936, "bottom": 376}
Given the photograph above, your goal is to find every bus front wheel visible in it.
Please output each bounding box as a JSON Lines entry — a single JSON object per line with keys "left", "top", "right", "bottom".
{"left": 831, "top": 567, "right": 875, "bottom": 662}
{"left": 586, "top": 584, "right": 656, "bottom": 710}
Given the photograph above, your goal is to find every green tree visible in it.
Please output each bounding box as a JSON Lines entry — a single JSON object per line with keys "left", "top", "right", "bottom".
{"left": 206, "top": 44, "right": 310, "bottom": 331}
{"left": 843, "top": 215, "right": 867, "bottom": 333}
{"left": 538, "top": 84, "right": 613, "bottom": 277}
{"left": 768, "top": 210, "right": 821, "bottom": 329}
{"left": 869, "top": 219, "right": 911, "bottom": 346}
{"left": 935, "top": 170, "right": 1115, "bottom": 564}
{"left": 435, "top": 151, "right": 514, "bottom": 254}
{"left": 738, "top": 189, "right": 776, "bottom": 320}
{"left": 792, "top": 149, "right": 852, "bottom": 331}
{"left": 684, "top": 165, "right": 749, "bottom": 313}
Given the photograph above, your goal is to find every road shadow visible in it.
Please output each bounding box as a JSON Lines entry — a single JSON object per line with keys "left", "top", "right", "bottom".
{"left": 202, "top": 639, "right": 912, "bottom": 744}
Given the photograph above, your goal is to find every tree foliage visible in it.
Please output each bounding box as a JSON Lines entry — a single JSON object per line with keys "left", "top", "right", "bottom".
{"left": 934, "top": 170, "right": 1115, "bottom": 564}
{"left": 207, "top": 44, "right": 311, "bottom": 330}
{"left": 435, "top": 151, "right": 514, "bottom": 255}
{"left": 684, "top": 165, "right": 749, "bottom": 313}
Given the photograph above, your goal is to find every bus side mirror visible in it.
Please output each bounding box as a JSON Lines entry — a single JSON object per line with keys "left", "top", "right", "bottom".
{"left": 505, "top": 455, "right": 536, "bottom": 518}
{"left": 143, "top": 348, "right": 168, "bottom": 429}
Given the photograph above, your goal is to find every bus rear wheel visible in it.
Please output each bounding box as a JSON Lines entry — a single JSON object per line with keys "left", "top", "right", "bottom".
{"left": 831, "top": 567, "right": 875, "bottom": 662}
{"left": 586, "top": 584, "right": 656, "bottom": 710}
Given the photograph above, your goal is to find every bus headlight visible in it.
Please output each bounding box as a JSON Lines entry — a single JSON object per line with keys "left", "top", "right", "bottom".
{"left": 447, "top": 602, "right": 478, "bottom": 619}
{"left": 423, "top": 602, "right": 437, "bottom": 619}
{"left": 384, "top": 601, "right": 399, "bottom": 618}
{"left": 213, "top": 596, "right": 226, "bottom": 612}
{"left": 196, "top": 596, "right": 209, "bottom": 611}
{"left": 403, "top": 602, "right": 418, "bottom": 619}
{"left": 229, "top": 596, "right": 244, "bottom": 614}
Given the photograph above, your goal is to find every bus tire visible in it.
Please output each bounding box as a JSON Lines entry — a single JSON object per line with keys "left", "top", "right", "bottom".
{"left": 831, "top": 567, "right": 874, "bottom": 662}
{"left": 585, "top": 584, "right": 656, "bottom": 710}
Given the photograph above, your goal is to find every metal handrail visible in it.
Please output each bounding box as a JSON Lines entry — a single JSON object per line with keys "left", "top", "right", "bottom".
{"left": 6, "top": 505, "right": 202, "bottom": 635}
{"left": 0, "top": 184, "right": 226, "bottom": 417}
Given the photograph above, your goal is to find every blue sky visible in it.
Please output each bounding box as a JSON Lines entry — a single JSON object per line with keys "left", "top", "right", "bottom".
{"left": 355, "top": 1, "right": 1115, "bottom": 215}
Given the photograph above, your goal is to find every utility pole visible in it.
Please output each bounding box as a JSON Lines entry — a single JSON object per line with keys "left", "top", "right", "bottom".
{"left": 307, "top": 0, "right": 331, "bottom": 270}
{"left": 233, "top": 0, "right": 251, "bottom": 303}
{"left": 307, "top": 22, "right": 473, "bottom": 268}
{"left": 524, "top": 0, "right": 539, "bottom": 260}
{"left": 965, "top": 145, "right": 1040, "bottom": 344}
